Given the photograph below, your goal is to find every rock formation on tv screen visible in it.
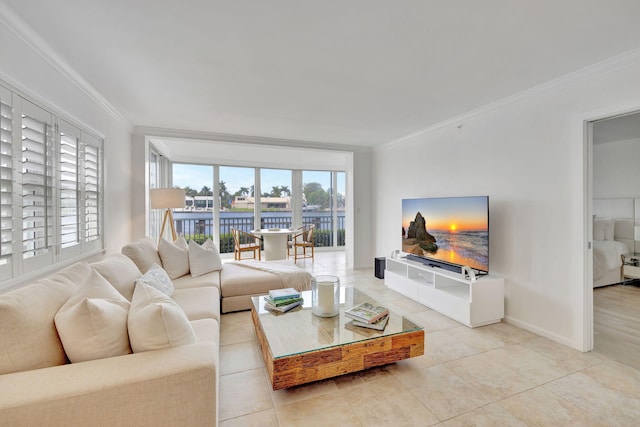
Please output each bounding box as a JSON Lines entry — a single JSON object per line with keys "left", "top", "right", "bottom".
{"left": 405, "top": 212, "right": 438, "bottom": 254}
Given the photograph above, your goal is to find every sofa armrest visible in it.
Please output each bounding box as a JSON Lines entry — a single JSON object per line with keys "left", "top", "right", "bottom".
{"left": 0, "top": 343, "right": 218, "bottom": 427}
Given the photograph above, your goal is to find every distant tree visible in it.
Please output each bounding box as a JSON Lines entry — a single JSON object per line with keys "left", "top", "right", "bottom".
{"left": 237, "top": 186, "right": 250, "bottom": 196}
{"left": 182, "top": 186, "right": 198, "bottom": 197}
{"left": 199, "top": 186, "right": 213, "bottom": 196}
{"left": 279, "top": 185, "right": 291, "bottom": 197}
{"left": 250, "top": 185, "right": 255, "bottom": 197}
{"left": 219, "top": 181, "right": 231, "bottom": 209}
{"left": 303, "top": 182, "right": 329, "bottom": 208}
{"left": 271, "top": 186, "right": 282, "bottom": 197}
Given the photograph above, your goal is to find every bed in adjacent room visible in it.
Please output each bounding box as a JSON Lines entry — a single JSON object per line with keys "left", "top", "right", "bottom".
{"left": 592, "top": 199, "right": 635, "bottom": 288}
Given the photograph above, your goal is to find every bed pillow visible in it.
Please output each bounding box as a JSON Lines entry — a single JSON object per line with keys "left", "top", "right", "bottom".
{"left": 594, "top": 218, "right": 615, "bottom": 241}
{"left": 158, "top": 237, "right": 190, "bottom": 279}
{"left": 593, "top": 219, "right": 607, "bottom": 241}
{"left": 54, "top": 269, "right": 131, "bottom": 363}
{"left": 128, "top": 282, "right": 196, "bottom": 353}
{"left": 604, "top": 218, "right": 616, "bottom": 241}
{"left": 189, "top": 239, "right": 223, "bottom": 277}
{"left": 135, "top": 263, "right": 174, "bottom": 296}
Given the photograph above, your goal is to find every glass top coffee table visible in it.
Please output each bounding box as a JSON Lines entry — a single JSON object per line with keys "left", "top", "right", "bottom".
{"left": 251, "top": 288, "right": 424, "bottom": 390}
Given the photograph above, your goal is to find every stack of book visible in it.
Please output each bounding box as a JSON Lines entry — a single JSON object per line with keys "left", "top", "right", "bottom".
{"left": 345, "top": 302, "right": 390, "bottom": 330}
{"left": 264, "top": 288, "right": 303, "bottom": 312}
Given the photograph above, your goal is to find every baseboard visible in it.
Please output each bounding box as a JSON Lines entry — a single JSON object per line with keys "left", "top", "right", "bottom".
{"left": 503, "top": 315, "right": 583, "bottom": 352}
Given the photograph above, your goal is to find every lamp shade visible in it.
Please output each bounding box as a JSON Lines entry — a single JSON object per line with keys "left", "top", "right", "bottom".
{"left": 150, "top": 188, "right": 185, "bottom": 209}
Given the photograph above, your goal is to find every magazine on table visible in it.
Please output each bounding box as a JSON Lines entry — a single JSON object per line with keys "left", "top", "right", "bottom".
{"left": 344, "top": 302, "right": 389, "bottom": 324}
{"left": 264, "top": 298, "right": 303, "bottom": 313}
{"left": 350, "top": 313, "right": 389, "bottom": 331}
{"left": 268, "top": 288, "right": 301, "bottom": 300}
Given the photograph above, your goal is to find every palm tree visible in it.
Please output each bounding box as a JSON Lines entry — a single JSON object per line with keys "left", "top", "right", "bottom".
{"left": 279, "top": 185, "right": 291, "bottom": 197}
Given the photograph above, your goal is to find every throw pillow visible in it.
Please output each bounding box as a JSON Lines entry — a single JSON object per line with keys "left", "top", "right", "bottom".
{"left": 189, "top": 239, "right": 223, "bottom": 277}
{"left": 128, "top": 282, "right": 196, "bottom": 353}
{"left": 54, "top": 269, "right": 131, "bottom": 363}
{"left": 135, "top": 263, "right": 174, "bottom": 296}
{"left": 158, "top": 237, "right": 190, "bottom": 279}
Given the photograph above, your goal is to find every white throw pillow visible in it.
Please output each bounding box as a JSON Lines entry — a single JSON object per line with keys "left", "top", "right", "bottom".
{"left": 54, "top": 270, "right": 131, "bottom": 363}
{"left": 158, "top": 237, "right": 190, "bottom": 279}
{"left": 128, "top": 282, "right": 196, "bottom": 353}
{"left": 135, "top": 263, "right": 174, "bottom": 296}
{"left": 189, "top": 239, "right": 223, "bottom": 277}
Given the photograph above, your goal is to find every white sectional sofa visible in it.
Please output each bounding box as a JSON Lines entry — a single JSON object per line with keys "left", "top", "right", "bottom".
{"left": 0, "top": 237, "right": 311, "bottom": 427}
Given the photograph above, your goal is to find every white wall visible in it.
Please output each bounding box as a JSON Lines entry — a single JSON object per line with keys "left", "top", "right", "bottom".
{"left": 594, "top": 138, "right": 640, "bottom": 198}
{"left": 0, "top": 20, "right": 134, "bottom": 254}
{"left": 373, "top": 56, "right": 640, "bottom": 350}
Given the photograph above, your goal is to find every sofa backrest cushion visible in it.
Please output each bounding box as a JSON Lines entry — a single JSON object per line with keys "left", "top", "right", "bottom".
{"left": 158, "top": 237, "right": 190, "bottom": 279}
{"left": 54, "top": 269, "right": 131, "bottom": 363}
{"left": 189, "top": 239, "right": 223, "bottom": 277}
{"left": 0, "top": 262, "right": 91, "bottom": 375}
{"left": 91, "top": 254, "right": 142, "bottom": 301}
{"left": 121, "top": 237, "right": 162, "bottom": 273}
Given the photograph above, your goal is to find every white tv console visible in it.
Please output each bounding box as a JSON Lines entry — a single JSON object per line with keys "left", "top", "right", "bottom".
{"left": 385, "top": 257, "right": 504, "bottom": 328}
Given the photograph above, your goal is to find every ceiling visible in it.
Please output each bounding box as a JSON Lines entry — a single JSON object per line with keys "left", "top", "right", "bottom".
{"left": 4, "top": 0, "right": 640, "bottom": 147}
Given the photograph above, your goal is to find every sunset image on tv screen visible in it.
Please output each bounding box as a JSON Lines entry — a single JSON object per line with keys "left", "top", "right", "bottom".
{"left": 402, "top": 196, "right": 489, "bottom": 272}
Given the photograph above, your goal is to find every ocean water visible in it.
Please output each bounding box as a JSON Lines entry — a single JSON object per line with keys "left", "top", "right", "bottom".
{"left": 429, "top": 230, "right": 489, "bottom": 271}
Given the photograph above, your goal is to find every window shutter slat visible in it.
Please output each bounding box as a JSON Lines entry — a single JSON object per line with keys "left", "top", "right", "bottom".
{"left": 21, "top": 101, "right": 53, "bottom": 259}
{"left": 0, "top": 92, "right": 12, "bottom": 264}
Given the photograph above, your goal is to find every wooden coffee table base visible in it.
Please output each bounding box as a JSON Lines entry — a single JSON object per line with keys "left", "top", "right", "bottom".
{"left": 251, "top": 308, "right": 425, "bottom": 390}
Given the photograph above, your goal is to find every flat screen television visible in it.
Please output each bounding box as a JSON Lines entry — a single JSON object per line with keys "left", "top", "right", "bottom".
{"left": 402, "top": 196, "right": 489, "bottom": 274}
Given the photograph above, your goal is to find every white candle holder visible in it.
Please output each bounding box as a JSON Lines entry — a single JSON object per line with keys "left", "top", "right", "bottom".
{"left": 311, "top": 275, "right": 340, "bottom": 317}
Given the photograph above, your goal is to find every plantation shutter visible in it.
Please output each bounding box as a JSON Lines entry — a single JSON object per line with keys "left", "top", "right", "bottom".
{"left": 83, "top": 132, "right": 101, "bottom": 247}
{"left": 0, "top": 86, "right": 12, "bottom": 271}
{"left": 59, "top": 120, "right": 80, "bottom": 255}
{"left": 21, "top": 99, "right": 54, "bottom": 262}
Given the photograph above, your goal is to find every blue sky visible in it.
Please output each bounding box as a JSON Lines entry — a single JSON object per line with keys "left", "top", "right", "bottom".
{"left": 173, "top": 164, "right": 345, "bottom": 195}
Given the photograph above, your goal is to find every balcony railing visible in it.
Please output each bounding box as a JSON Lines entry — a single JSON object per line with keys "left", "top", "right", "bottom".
{"left": 173, "top": 213, "right": 345, "bottom": 253}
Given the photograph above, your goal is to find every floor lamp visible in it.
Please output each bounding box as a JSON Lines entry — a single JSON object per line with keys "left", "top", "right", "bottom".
{"left": 151, "top": 188, "right": 185, "bottom": 243}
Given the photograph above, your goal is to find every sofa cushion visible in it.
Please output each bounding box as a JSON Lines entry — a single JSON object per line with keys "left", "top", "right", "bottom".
{"left": 190, "top": 318, "right": 220, "bottom": 345}
{"left": 54, "top": 269, "right": 131, "bottom": 363}
{"left": 158, "top": 237, "right": 190, "bottom": 279}
{"left": 188, "top": 239, "right": 223, "bottom": 277}
{"left": 90, "top": 254, "right": 142, "bottom": 301}
{"left": 0, "top": 262, "right": 91, "bottom": 375}
{"left": 135, "top": 263, "right": 174, "bottom": 296}
{"left": 172, "top": 287, "right": 220, "bottom": 322}
{"left": 121, "top": 237, "right": 162, "bottom": 273}
{"left": 128, "top": 283, "right": 196, "bottom": 352}
{"left": 173, "top": 270, "right": 221, "bottom": 290}
{"left": 220, "top": 263, "right": 287, "bottom": 297}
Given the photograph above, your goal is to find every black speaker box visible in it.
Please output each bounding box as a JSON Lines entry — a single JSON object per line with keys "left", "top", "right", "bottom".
{"left": 374, "top": 257, "right": 386, "bottom": 279}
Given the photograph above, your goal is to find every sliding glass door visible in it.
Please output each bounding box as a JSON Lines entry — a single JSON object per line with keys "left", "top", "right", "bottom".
{"left": 260, "top": 168, "right": 292, "bottom": 229}
{"left": 171, "top": 164, "right": 213, "bottom": 244}
{"left": 219, "top": 166, "right": 255, "bottom": 253}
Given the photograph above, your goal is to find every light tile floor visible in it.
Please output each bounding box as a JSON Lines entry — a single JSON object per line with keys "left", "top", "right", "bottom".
{"left": 219, "top": 252, "right": 640, "bottom": 426}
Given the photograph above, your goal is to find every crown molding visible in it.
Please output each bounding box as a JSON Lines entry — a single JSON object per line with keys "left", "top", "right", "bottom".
{"left": 0, "top": 4, "right": 126, "bottom": 122}
{"left": 379, "top": 48, "right": 640, "bottom": 150}
{"left": 135, "top": 126, "right": 372, "bottom": 153}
